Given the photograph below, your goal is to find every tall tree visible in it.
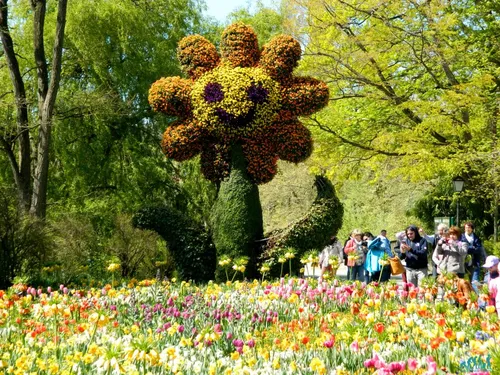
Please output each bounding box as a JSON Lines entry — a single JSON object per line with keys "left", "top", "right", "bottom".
{"left": 290, "top": 0, "right": 499, "bottom": 189}
{"left": 0, "top": 0, "right": 68, "bottom": 217}
{"left": 48, "top": 0, "right": 211, "bottom": 218}
{"left": 0, "top": 0, "right": 212, "bottom": 219}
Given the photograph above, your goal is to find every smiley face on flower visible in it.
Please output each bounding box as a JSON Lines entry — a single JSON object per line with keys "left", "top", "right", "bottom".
{"left": 149, "top": 22, "right": 329, "bottom": 183}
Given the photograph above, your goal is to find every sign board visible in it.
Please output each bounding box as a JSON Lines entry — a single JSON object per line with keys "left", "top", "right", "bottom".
{"left": 434, "top": 217, "right": 452, "bottom": 231}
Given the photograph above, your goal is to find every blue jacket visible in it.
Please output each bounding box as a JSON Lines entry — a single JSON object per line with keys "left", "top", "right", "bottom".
{"left": 364, "top": 237, "right": 392, "bottom": 273}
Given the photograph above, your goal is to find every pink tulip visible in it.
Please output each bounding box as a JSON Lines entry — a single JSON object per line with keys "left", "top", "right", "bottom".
{"left": 364, "top": 359, "right": 375, "bottom": 368}
{"left": 323, "top": 339, "right": 334, "bottom": 348}
{"left": 350, "top": 341, "right": 359, "bottom": 352}
{"left": 424, "top": 356, "right": 437, "bottom": 375}
{"left": 407, "top": 358, "right": 418, "bottom": 371}
{"left": 388, "top": 361, "right": 405, "bottom": 372}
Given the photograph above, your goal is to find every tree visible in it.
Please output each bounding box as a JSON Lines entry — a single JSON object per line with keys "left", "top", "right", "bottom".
{"left": 47, "top": 0, "right": 211, "bottom": 219}
{"left": 227, "top": 3, "right": 286, "bottom": 46}
{"left": 289, "top": 0, "right": 499, "bottom": 195}
{"left": 0, "top": 0, "right": 211, "bottom": 219}
{"left": 0, "top": 0, "right": 68, "bottom": 217}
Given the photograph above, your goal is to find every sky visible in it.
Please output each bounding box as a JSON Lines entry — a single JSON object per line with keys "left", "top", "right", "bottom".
{"left": 204, "top": 0, "right": 250, "bottom": 22}
{"left": 204, "top": 0, "right": 273, "bottom": 22}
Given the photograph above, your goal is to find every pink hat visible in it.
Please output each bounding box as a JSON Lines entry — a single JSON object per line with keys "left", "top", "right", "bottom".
{"left": 482, "top": 255, "right": 500, "bottom": 268}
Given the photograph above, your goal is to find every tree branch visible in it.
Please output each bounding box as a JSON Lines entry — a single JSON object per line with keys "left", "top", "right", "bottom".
{"left": 31, "top": 0, "right": 49, "bottom": 112}
{"left": 310, "top": 118, "right": 407, "bottom": 157}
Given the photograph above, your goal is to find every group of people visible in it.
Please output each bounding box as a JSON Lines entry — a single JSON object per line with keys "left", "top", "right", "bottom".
{"left": 318, "top": 222, "right": 500, "bottom": 314}
{"left": 319, "top": 229, "right": 393, "bottom": 283}
{"left": 319, "top": 222, "right": 488, "bottom": 288}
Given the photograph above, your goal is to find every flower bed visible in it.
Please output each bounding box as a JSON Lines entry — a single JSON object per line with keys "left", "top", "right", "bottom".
{"left": 0, "top": 278, "right": 496, "bottom": 374}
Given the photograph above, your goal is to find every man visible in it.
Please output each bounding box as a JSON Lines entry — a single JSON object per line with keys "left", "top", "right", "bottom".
{"left": 460, "top": 222, "right": 485, "bottom": 290}
{"left": 379, "top": 230, "right": 391, "bottom": 251}
{"left": 419, "top": 224, "right": 448, "bottom": 277}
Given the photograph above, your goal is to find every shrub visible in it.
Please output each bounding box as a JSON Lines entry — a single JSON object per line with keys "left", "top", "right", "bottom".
{"left": 106, "top": 214, "right": 170, "bottom": 279}
{"left": 133, "top": 206, "right": 216, "bottom": 282}
{"left": 50, "top": 213, "right": 105, "bottom": 285}
{"left": 0, "top": 187, "right": 53, "bottom": 289}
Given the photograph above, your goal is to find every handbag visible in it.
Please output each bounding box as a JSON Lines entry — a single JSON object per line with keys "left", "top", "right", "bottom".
{"left": 389, "top": 250, "right": 405, "bottom": 275}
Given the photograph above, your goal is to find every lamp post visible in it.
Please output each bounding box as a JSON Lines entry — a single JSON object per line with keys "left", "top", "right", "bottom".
{"left": 452, "top": 177, "right": 465, "bottom": 226}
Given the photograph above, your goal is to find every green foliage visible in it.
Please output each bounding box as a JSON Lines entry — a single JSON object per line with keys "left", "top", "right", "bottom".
{"left": 105, "top": 214, "right": 166, "bottom": 279}
{"left": 210, "top": 144, "right": 263, "bottom": 280}
{"left": 336, "top": 168, "right": 430, "bottom": 241}
{"left": 411, "top": 178, "right": 493, "bottom": 238}
{"left": 483, "top": 240, "right": 500, "bottom": 258}
{"left": 0, "top": 187, "right": 53, "bottom": 289}
{"left": 227, "top": 4, "right": 286, "bottom": 46}
{"left": 50, "top": 213, "right": 105, "bottom": 285}
{"left": 49, "top": 0, "right": 204, "bottom": 215}
{"left": 133, "top": 206, "right": 216, "bottom": 282}
{"left": 294, "top": 0, "right": 500, "bottom": 218}
{"left": 263, "top": 175, "right": 343, "bottom": 262}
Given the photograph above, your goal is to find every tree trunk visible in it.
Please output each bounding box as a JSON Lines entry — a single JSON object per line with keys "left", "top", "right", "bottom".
{"left": 0, "top": 0, "right": 31, "bottom": 212}
{"left": 30, "top": 0, "right": 68, "bottom": 218}
{"left": 210, "top": 143, "right": 264, "bottom": 281}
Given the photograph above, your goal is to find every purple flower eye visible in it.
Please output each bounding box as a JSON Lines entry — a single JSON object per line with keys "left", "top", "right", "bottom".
{"left": 204, "top": 83, "right": 224, "bottom": 103}
{"left": 247, "top": 83, "right": 268, "bottom": 104}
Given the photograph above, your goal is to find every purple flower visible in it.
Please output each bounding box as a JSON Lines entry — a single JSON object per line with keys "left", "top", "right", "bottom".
{"left": 232, "top": 339, "right": 244, "bottom": 347}
{"left": 204, "top": 83, "right": 224, "bottom": 103}
{"left": 247, "top": 83, "right": 268, "bottom": 104}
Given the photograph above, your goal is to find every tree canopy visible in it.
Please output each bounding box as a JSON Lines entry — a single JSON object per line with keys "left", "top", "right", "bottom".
{"left": 292, "top": 0, "right": 499, "bottom": 189}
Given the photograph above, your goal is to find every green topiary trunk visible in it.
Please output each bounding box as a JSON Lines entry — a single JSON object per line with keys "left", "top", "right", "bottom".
{"left": 211, "top": 143, "right": 263, "bottom": 281}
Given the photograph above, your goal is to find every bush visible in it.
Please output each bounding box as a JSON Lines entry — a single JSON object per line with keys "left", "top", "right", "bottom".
{"left": 133, "top": 206, "right": 216, "bottom": 282}
{"left": 0, "top": 187, "right": 53, "bottom": 289}
{"left": 262, "top": 175, "right": 344, "bottom": 273}
{"left": 106, "top": 214, "right": 171, "bottom": 279}
{"left": 50, "top": 213, "right": 106, "bottom": 285}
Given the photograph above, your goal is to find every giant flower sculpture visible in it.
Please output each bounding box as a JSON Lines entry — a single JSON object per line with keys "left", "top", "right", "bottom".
{"left": 149, "top": 23, "right": 329, "bottom": 184}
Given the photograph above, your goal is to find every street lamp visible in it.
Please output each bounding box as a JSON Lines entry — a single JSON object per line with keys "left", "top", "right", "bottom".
{"left": 452, "top": 177, "right": 465, "bottom": 226}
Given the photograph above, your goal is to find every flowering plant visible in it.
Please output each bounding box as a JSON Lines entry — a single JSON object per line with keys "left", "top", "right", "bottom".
{"left": 149, "top": 23, "right": 329, "bottom": 184}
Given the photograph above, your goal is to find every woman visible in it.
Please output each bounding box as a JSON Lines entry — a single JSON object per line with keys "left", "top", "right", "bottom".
{"left": 319, "top": 236, "right": 343, "bottom": 279}
{"left": 432, "top": 226, "right": 468, "bottom": 278}
{"left": 397, "top": 225, "right": 428, "bottom": 287}
{"left": 344, "top": 229, "right": 365, "bottom": 281}
{"left": 365, "top": 233, "right": 392, "bottom": 283}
